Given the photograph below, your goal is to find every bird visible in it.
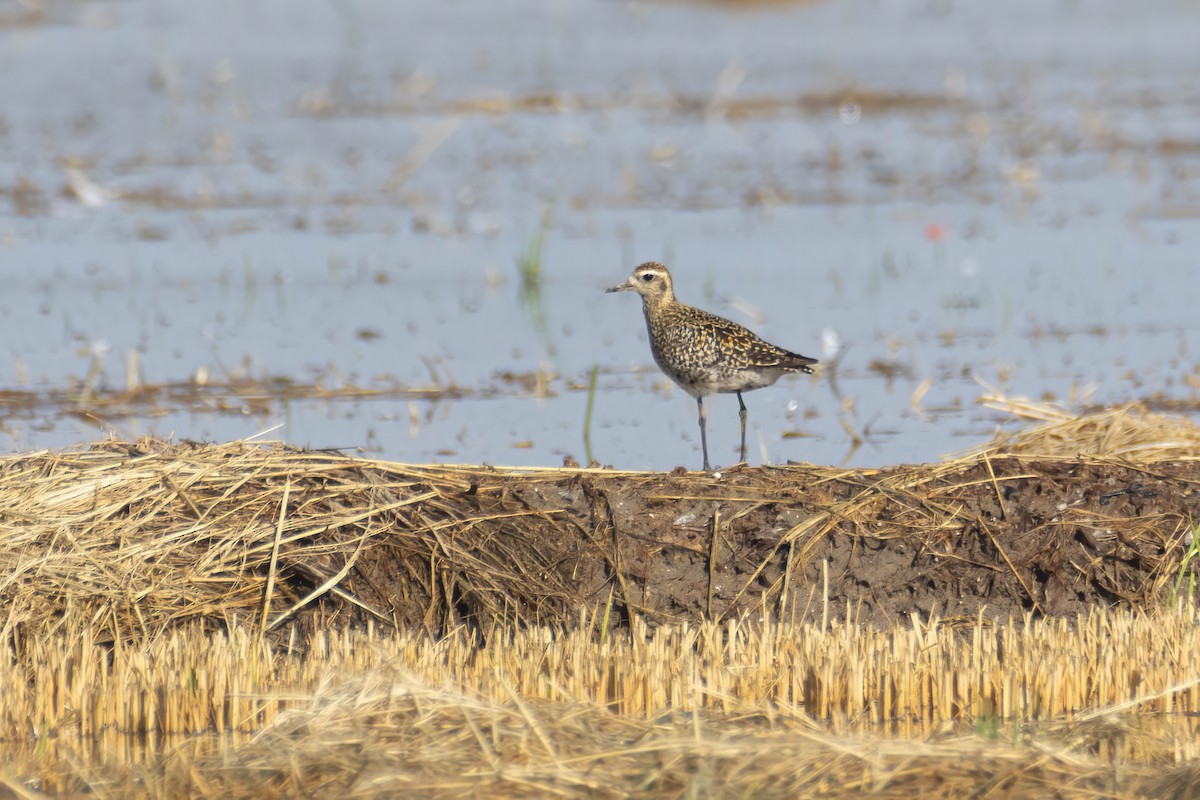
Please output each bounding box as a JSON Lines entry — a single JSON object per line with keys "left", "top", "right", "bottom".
{"left": 606, "top": 261, "right": 817, "bottom": 471}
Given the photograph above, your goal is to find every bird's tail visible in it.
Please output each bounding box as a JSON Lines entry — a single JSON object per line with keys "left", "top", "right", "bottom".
{"left": 784, "top": 352, "right": 819, "bottom": 374}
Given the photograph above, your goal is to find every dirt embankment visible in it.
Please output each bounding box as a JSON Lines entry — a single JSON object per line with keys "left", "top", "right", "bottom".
{"left": 409, "top": 455, "right": 1197, "bottom": 629}
{"left": 1, "top": 437, "right": 1195, "bottom": 638}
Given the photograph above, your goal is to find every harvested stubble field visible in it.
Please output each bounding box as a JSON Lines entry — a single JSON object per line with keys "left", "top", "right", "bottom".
{"left": 2, "top": 401, "right": 1200, "bottom": 797}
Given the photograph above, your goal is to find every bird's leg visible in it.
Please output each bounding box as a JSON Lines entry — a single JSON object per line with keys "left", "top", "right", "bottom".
{"left": 736, "top": 391, "right": 748, "bottom": 464}
{"left": 697, "top": 396, "right": 711, "bottom": 471}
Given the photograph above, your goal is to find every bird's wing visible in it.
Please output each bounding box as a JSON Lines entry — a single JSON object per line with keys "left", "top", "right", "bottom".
{"left": 687, "top": 308, "right": 817, "bottom": 371}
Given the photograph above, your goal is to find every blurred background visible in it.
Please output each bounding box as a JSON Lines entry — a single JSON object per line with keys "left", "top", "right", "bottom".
{"left": 1, "top": 0, "right": 1198, "bottom": 469}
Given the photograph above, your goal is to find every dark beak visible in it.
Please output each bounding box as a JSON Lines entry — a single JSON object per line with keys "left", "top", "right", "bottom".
{"left": 605, "top": 280, "right": 633, "bottom": 293}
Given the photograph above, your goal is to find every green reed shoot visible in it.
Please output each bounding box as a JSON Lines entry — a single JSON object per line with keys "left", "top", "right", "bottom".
{"left": 516, "top": 209, "right": 554, "bottom": 352}
{"left": 1169, "top": 524, "right": 1199, "bottom": 608}
{"left": 583, "top": 364, "right": 599, "bottom": 464}
{"left": 516, "top": 226, "right": 545, "bottom": 300}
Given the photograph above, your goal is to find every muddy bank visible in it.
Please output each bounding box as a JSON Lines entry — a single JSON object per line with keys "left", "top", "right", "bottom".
{"left": 401, "top": 455, "right": 1197, "bottom": 628}
{"left": 1, "top": 438, "right": 1195, "bottom": 639}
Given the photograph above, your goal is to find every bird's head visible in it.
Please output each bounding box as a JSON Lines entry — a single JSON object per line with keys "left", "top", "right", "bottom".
{"left": 605, "top": 261, "right": 675, "bottom": 305}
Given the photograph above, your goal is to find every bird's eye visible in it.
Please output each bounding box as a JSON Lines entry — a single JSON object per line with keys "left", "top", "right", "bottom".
{"left": 641, "top": 273, "right": 654, "bottom": 282}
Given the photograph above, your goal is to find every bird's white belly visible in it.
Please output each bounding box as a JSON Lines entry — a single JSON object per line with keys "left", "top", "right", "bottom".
{"left": 666, "top": 366, "right": 785, "bottom": 398}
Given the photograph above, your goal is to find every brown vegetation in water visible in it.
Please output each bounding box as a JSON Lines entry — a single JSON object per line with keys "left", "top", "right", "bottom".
{"left": 13, "top": 658, "right": 1200, "bottom": 799}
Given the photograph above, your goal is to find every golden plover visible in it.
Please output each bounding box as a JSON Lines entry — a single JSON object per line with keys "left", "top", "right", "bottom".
{"left": 607, "top": 261, "right": 817, "bottom": 470}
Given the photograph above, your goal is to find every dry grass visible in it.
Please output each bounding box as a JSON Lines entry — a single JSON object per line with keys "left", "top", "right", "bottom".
{"left": 969, "top": 393, "right": 1200, "bottom": 462}
{"left": 0, "top": 437, "right": 623, "bottom": 638}
{"left": 4, "top": 403, "right": 1200, "bottom": 796}
{"left": 1, "top": 429, "right": 1194, "bottom": 641}
{"left": 6, "top": 658, "right": 1200, "bottom": 799}
{"left": 2, "top": 609, "right": 1199, "bottom": 752}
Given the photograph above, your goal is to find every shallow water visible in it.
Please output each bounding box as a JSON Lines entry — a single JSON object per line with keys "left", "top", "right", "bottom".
{"left": 2, "top": 0, "right": 1199, "bottom": 468}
